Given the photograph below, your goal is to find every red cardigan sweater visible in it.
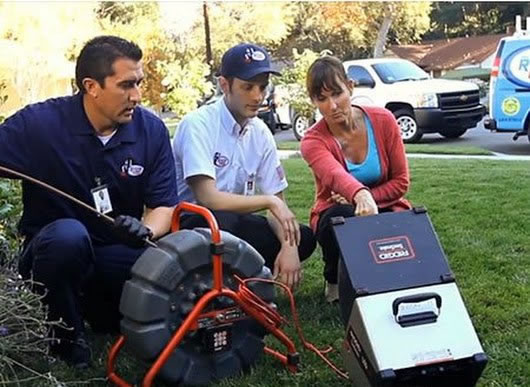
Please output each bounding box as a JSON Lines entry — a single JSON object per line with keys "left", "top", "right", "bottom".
{"left": 300, "top": 106, "right": 411, "bottom": 231}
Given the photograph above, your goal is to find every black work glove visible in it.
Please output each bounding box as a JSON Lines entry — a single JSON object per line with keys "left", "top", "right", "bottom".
{"left": 113, "top": 215, "right": 153, "bottom": 248}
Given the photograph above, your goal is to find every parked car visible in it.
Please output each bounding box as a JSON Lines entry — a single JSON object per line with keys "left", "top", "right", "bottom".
{"left": 289, "top": 107, "right": 315, "bottom": 141}
{"left": 344, "top": 58, "right": 486, "bottom": 143}
{"left": 484, "top": 15, "right": 530, "bottom": 142}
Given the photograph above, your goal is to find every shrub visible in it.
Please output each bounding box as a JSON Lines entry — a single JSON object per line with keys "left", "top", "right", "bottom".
{"left": 0, "top": 270, "right": 54, "bottom": 386}
{"left": 160, "top": 58, "right": 214, "bottom": 121}
{"left": 0, "top": 80, "right": 8, "bottom": 127}
{"left": 0, "top": 180, "right": 22, "bottom": 267}
{"left": 0, "top": 154, "right": 57, "bottom": 384}
{"left": 275, "top": 48, "right": 321, "bottom": 119}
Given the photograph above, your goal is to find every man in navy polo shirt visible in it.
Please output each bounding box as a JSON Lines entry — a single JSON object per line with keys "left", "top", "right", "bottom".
{"left": 173, "top": 43, "right": 316, "bottom": 291}
{"left": 0, "top": 36, "right": 179, "bottom": 368}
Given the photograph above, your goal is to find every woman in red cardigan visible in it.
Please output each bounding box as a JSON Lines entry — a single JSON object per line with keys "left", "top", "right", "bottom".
{"left": 300, "top": 56, "right": 411, "bottom": 303}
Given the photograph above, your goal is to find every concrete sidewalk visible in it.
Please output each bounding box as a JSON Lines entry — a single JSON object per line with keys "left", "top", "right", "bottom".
{"left": 278, "top": 150, "right": 530, "bottom": 161}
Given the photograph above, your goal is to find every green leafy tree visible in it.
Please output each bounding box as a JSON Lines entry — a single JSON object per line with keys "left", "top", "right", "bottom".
{"left": 276, "top": 2, "right": 431, "bottom": 61}
{"left": 98, "top": 2, "right": 171, "bottom": 112}
{"left": 384, "top": 2, "right": 432, "bottom": 44}
{"left": 426, "top": 2, "right": 530, "bottom": 39}
{"left": 276, "top": 49, "right": 320, "bottom": 119}
{"left": 0, "top": 80, "right": 7, "bottom": 123}
{"left": 160, "top": 58, "right": 214, "bottom": 121}
{"left": 189, "top": 1, "right": 296, "bottom": 72}
{"left": 0, "top": 2, "right": 99, "bottom": 109}
{"left": 96, "top": 1, "right": 157, "bottom": 24}
{"left": 275, "top": 2, "right": 366, "bottom": 60}
{"left": 99, "top": 2, "right": 213, "bottom": 115}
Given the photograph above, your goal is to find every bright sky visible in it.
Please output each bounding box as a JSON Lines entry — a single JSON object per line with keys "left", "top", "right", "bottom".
{"left": 158, "top": 1, "right": 202, "bottom": 35}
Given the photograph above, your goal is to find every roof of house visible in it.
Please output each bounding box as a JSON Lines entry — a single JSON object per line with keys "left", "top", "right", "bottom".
{"left": 387, "top": 33, "right": 508, "bottom": 71}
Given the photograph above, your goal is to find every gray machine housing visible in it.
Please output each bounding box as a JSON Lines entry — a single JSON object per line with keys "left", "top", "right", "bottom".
{"left": 335, "top": 209, "right": 487, "bottom": 386}
{"left": 119, "top": 228, "right": 274, "bottom": 385}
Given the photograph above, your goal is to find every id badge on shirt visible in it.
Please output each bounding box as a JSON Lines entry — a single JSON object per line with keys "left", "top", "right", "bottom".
{"left": 244, "top": 173, "right": 256, "bottom": 196}
{"left": 91, "top": 185, "right": 113, "bottom": 214}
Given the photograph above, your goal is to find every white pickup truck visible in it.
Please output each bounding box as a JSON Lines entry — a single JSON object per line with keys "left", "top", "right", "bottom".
{"left": 342, "top": 58, "right": 486, "bottom": 143}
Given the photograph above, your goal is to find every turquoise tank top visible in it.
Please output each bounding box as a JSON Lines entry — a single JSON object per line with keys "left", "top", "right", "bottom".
{"left": 345, "top": 115, "right": 381, "bottom": 185}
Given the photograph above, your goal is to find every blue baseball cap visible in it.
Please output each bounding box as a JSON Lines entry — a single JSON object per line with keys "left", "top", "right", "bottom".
{"left": 220, "top": 43, "right": 280, "bottom": 80}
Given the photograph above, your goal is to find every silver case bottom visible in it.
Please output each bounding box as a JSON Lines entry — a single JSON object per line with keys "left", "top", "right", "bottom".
{"left": 343, "top": 283, "right": 484, "bottom": 385}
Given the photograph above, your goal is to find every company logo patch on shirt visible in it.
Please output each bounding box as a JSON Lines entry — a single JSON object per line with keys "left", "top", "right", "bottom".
{"left": 128, "top": 164, "right": 144, "bottom": 176}
{"left": 120, "top": 158, "right": 144, "bottom": 177}
{"left": 213, "top": 152, "right": 230, "bottom": 167}
{"left": 276, "top": 165, "right": 285, "bottom": 180}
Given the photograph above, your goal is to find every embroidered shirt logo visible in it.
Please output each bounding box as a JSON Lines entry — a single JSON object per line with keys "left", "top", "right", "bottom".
{"left": 120, "top": 158, "right": 144, "bottom": 177}
{"left": 213, "top": 152, "right": 230, "bottom": 167}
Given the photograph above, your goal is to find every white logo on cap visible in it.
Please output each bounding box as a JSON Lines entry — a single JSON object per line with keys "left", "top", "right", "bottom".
{"left": 252, "top": 51, "right": 266, "bottom": 61}
{"left": 245, "top": 47, "right": 266, "bottom": 63}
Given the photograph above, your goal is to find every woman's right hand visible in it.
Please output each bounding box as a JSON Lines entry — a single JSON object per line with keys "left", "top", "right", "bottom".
{"left": 328, "top": 190, "right": 349, "bottom": 205}
{"left": 353, "top": 189, "right": 378, "bottom": 216}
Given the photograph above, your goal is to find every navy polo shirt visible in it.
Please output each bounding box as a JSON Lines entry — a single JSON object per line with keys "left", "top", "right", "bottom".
{"left": 0, "top": 93, "right": 179, "bottom": 244}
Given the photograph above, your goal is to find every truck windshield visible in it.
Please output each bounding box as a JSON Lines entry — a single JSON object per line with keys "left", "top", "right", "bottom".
{"left": 372, "top": 61, "right": 430, "bottom": 84}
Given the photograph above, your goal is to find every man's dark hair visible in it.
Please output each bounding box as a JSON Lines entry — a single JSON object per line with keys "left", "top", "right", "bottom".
{"left": 306, "top": 56, "right": 349, "bottom": 100}
{"left": 223, "top": 76, "right": 235, "bottom": 91}
{"left": 75, "top": 35, "right": 142, "bottom": 93}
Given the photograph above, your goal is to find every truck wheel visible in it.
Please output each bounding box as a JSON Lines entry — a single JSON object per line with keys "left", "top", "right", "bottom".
{"left": 439, "top": 128, "right": 467, "bottom": 139}
{"left": 293, "top": 114, "right": 311, "bottom": 141}
{"left": 394, "top": 109, "right": 423, "bottom": 143}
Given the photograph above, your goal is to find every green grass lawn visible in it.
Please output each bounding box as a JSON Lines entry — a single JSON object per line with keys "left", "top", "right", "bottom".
{"left": 276, "top": 140, "right": 302, "bottom": 151}
{"left": 162, "top": 117, "right": 180, "bottom": 138}
{"left": 31, "top": 159, "right": 529, "bottom": 386}
{"left": 276, "top": 140, "right": 493, "bottom": 155}
{"left": 165, "top": 122, "right": 178, "bottom": 138}
{"left": 405, "top": 144, "right": 493, "bottom": 155}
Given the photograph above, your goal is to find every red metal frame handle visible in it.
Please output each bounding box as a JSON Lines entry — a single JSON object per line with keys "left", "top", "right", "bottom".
{"left": 171, "top": 202, "right": 220, "bottom": 241}
{"left": 107, "top": 288, "right": 299, "bottom": 387}
{"left": 107, "top": 202, "right": 300, "bottom": 387}
{"left": 171, "top": 202, "right": 224, "bottom": 290}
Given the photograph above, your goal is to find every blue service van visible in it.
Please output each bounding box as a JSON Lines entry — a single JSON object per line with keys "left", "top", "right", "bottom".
{"left": 484, "top": 16, "right": 530, "bottom": 142}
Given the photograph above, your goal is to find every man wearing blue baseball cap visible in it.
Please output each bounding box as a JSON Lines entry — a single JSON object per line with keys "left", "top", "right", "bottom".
{"left": 172, "top": 43, "right": 316, "bottom": 290}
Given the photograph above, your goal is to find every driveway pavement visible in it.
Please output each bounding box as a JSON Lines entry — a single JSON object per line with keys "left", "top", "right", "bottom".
{"left": 278, "top": 150, "right": 530, "bottom": 161}
{"left": 275, "top": 119, "right": 530, "bottom": 156}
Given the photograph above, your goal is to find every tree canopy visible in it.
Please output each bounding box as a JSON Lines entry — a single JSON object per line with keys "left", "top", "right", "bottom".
{"left": 426, "top": 2, "right": 530, "bottom": 39}
{"left": 275, "top": 2, "right": 431, "bottom": 60}
{"left": 0, "top": 1, "right": 526, "bottom": 118}
{"left": 0, "top": 1, "right": 99, "bottom": 108}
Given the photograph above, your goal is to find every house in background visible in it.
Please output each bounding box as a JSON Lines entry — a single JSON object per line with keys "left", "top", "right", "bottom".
{"left": 385, "top": 33, "right": 508, "bottom": 81}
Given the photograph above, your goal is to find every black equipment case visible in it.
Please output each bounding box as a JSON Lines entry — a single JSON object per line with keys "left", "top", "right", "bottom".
{"left": 334, "top": 208, "right": 487, "bottom": 387}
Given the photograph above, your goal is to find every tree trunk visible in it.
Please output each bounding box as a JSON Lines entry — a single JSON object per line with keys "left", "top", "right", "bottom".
{"left": 373, "top": 4, "right": 394, "bottom": 58}
{"left": 203, "top": 2, "right": 212, "bottom": 68}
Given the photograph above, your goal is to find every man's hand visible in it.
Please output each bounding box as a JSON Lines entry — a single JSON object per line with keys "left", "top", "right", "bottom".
{"left": 353, "top": 189, "right": 378, "bottom": 217}
{"left": 273, "top": 246, "right": 302, "bottom": 290}
{"left": 268, "top": 196, "right": 300, "bottom": 247}
{"left": 113, "top": 215, "right": 153, "bottom": 248}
